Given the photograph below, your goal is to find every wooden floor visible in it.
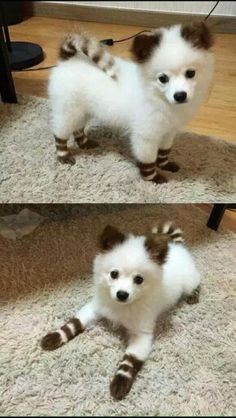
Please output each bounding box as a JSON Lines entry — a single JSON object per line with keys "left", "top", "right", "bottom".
{"left": 10, "top": 16, "right": 236, "bottom": 144}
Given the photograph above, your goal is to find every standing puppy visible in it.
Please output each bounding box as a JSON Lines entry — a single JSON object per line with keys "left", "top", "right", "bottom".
{"left": 49, "top": 22, "right": 214, "bottom": 184}
{"left": 41, "top": 222, "right": 201, "bottom": 400}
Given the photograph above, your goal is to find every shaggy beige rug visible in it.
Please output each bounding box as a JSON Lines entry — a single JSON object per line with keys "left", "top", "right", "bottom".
{"left": 0, "top": 96, "right": 236, "bottom": 203}
{"left": 0, "top": 204, "right": 235, "bottom": 416}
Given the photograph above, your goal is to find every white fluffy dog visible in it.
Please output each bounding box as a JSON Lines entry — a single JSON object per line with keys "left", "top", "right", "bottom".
{"left": 41, "top": 222, "right": 200, "bottom": 400}
{"left": 48, "top": 21, "right": 214, "bottom": 183}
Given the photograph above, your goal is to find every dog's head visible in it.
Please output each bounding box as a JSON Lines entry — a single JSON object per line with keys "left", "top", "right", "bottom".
{"left": 131, "top": 22, "right": 214, "bottom": 105}
{"left": 93, "top": 225, "right": 169, "bottom": 305}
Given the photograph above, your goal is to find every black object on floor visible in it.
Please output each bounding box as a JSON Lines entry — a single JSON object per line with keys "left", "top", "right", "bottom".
{"left": 207, "top": 204, "right": 236, "bottom": 231}
{"left": 1, "top": 1, "right": 44, "bottom": 71}
{"left": 7, "top": 40, "right": 44, "bottom": 70}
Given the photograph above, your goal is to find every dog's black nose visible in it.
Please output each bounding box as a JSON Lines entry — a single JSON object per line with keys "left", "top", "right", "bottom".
{"left": 117, "top": 290, "right": 129, "bottom": 301}
{"left": 174, "top": 91, "right": 187, "bottom": 103}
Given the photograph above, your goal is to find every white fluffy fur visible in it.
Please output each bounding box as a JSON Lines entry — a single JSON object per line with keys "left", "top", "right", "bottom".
{"left": 76, "top": 233, "right": 200, "bottom": 361}
{"left": 48, "top": 24, "right": 214, "bottom": 166}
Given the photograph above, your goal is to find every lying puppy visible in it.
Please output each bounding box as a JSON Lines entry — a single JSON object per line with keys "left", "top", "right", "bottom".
{"left": 48, "top": 22, "right": 214, "bottom": 184}
{"left": 41, "top": 222, "right": 201, "bottom": 400}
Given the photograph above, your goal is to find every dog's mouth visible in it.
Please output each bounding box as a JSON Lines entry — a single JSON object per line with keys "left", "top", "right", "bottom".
{"left": 175, "top": 101, "right": 188, "bottom": 104}
{"left": 115, "top": 295, "right": 133, "bottom": 304}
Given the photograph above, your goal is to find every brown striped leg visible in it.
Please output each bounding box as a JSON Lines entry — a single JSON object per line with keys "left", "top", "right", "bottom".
{"left": 55, "top": 136, "right": 76, "bottom": 165}
{"left": 74, "top": 130, "right": 98, "bottom": 149}
{"left": 137, "top": 161, "right": 167, "bottom": 184}
{"left": 41, "top": 317, "right": 84, "bottom": 351}
{"left": 110, "top": 354, "right": 143, "bottom": 400}
{"left": 156, "top": 149, "right": 180, "bottom": 172}
{"left": 185, "top": 285, "right": 201, "bottom": 305}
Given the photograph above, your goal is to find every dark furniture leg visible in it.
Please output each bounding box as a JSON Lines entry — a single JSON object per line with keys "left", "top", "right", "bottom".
{"left": 0, "top": 23, "right": 17, "bottom": 102}
{"left": 0, "top": 3, "right": 17, "bottom": 103}
{"left": 207, "top": 204, "right": 227, "bottom": 231}
{"left": 207, "top": 204, "right": 236, "bottom": 231}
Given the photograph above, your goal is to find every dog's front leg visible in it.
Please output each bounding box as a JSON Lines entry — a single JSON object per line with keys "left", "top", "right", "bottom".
{"left": 156, "top": 132, "right": 180, "bottom": 172}
{"left": 40, "top": 301, "right": 99, "bottom": 351}
{"left": 131, "top": 135, "right": 168, "bottom": 184}
{"left": 110, "top": 332, "right": 153, "bottom": 400}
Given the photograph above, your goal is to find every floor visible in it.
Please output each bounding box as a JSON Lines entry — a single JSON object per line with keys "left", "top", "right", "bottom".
{"left": 9, "top": 16, "right": 236, "bottom": 144}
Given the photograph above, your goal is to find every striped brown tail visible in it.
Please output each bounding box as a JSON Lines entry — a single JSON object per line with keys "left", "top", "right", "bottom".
{"left": 151, "top": 222, "right": 184, "bottom": 243}
{"left": 59, "top": 32, "right": 118, "bottom": 80}
{"left": 41, "top": 317, "right": 84, "bottom": 351}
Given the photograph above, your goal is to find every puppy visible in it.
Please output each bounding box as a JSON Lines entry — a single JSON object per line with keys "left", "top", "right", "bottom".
{"left": 48, "top": 22, "right": 214, "bottom": 184}
{"left": 41, "top": 222, "right": 201, "bottom": 400}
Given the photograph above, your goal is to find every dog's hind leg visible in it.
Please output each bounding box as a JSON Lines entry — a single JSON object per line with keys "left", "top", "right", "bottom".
{"left": 185, "top": 285, "right": 201, "bottom": 304}
{"left": 74, "top": 123, "right": 99, "bottom": 149}
{"left": 52, "top": 104, "right": 86, "bottom": 165}
{"left": 54, "top": 136, "right": 76, "bottom": 165}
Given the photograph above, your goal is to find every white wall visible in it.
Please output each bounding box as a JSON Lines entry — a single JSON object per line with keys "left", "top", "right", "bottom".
{"left": 48, "top": 1, "right": 236, "bottom": 17}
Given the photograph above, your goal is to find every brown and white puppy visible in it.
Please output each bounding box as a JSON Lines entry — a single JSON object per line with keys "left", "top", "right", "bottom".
{"left": 49, "top": 22, "right": 214, "bottom": 183}
{"left": 41, "top": 222, "right": 200, "bottom": 400}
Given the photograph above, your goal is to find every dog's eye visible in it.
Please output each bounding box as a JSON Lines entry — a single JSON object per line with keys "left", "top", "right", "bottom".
{"left": 158, "top": 74, "right": 169, "bottom": 84}
{"left": 185, "top": 69, "right": 195, "bottom": 79}
{"left": 134, "top": 275, "right": 144, "bottom": 285}
{"left": 110, "top": 270, "right": 119, "bottom": 279}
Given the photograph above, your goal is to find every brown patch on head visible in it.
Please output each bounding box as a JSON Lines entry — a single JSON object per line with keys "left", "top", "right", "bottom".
{"left": 181, "top": 22, "right": 214, "bottom": 50}
{"left": 99, "top": 225, "right": 125, "bottom": 251}
{"left": 145, "top": 234, "right": 169, "bottom": 265}
{"left": 130, "top": 32, "right": 162, "bottom": 62}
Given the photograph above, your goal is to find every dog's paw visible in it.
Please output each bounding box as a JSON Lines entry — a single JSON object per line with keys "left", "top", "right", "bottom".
{"left": 159, "top": 161, "right": 180, "bottom": 172}
{"left": 110, "top": 373, "right": 133, "bottom": 400}
{"left": 41, "top": 332, "right": 63, "bottom": 351}
{"left": 57, "top": 155, "right": 76, "bottom": 165}
{"left": 185, "top": 286, "right": 201, "bottom": 304}
{"left": 79, "top": 139, "right": 99, "bottom": 149}
{"left": 152, "top": 173, "right": 168, "bottom": 184}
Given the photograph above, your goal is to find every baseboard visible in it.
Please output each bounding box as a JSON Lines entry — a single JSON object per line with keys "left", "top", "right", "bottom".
{"left": 32, "top": 2, "right": 236, "bottom": 34}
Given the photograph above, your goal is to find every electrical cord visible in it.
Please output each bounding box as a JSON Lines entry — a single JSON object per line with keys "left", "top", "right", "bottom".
{"left": 12, "top": 1, "right": 220, "bottom": 72}
{"left": 100, "top": 1, "right": 220, "bottom": 45}
{"left": 100, "top": 29, "right": 151, "bottom": 46}
{"left": 204, "top": 0, "right": 220, "bottom": 21}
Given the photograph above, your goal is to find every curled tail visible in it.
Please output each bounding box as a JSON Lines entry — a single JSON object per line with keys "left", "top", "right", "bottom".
{"left": 151, "top": 222, "right": 184, "bottom": 243}
{"left": 59, "top": 32, "right": 118, "bottom": 80}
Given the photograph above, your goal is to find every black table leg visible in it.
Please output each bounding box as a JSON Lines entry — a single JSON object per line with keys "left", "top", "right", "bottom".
{"left": 207, "top": 204, "right": 227, "bottom": 231}
{"left": 0, "top": 23, "right": 17, "bottom": 103}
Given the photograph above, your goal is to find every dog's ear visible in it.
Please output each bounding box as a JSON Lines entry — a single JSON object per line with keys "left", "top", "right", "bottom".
{"left": 145, "top": 234, "right": 169, "bottom": 265}
{"left": 181, "top": 21, "right": 214, "bottom": 50}
{"left": 130, "top": 32, "right": 162, "bottom": 62}
{"left": 99, "top": 225, "right": 125, "bottom": 251}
